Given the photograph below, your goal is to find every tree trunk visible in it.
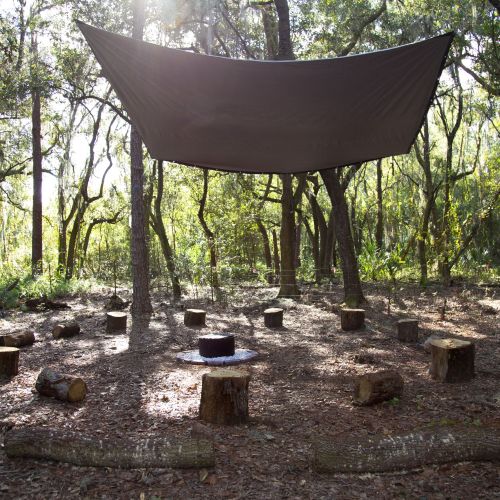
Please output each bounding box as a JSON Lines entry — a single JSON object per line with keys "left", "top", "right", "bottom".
{"left": 151, "top": 161, "right": 181, "bottom": 299}
{"left": 129, "top": 0, "right": 152, "bottom": 315}
{"left": 375, "top": 159, "right": 384, "bottom": 251}
{"left": 256, "top": 218, "right": 273, "bottom": 284}
{"left": 313, "top": 426, "right": 500, "bottom": 473}
{"left": 321, "top": 169, "right": 365, "bottom": 305}
{"left": 5, "top": 428, "right": 214, "bottom": 469}
{"left": 272, "top": 228, "right": 280, "bottom": 284}
{"left": 31, "top": 34, "right": 42, "bottom": 276}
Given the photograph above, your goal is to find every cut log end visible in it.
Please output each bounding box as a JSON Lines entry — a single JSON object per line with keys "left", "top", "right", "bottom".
{"left": 341, "top": 308, "right": 365, "bottom": 331}
{"left": 52, "top": 322, "right": 81, "bottom": 340}
{"left": 264, "top": 308, "right": 283, "bottom": 328}
{"left": 184, "top": 309, "right": 206, "bottom": 327}
{"left": 0, "top": 330, "right": 35, "bottom": 348}
{"left": 35, "top": 367, "right": 87, "bottom": 402}
{"left": 0, "top": 346, "right": 20, "bottom": 377}
{"left": 354, "top": 370, "right": 403, "bottom": 406}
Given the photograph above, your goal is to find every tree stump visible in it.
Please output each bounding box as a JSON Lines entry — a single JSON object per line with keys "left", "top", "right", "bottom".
{"left": 429, "top": 338, "right": 475, "bottom": 383}
{"left": 264, "top": 308, "right": 283, "bottom": 328}
{"left": 5, "top": 428, "right": 214, "bottom": 469}
{"left": 354, "top": 370, "right": 403, "bottom": 406}
{"left": 35, "top": 367, "right": 87, "bottom": 402}
{"left": 341, "top": 308, "right": 365, "bottom": 331}
{"left": 52, "top": 321, "right": 81, "bottom": 339}
{"left": 184, "top": 309, "right": 206, "bottom": 327}
{"left": 0, "top": 347, "right": 19, "bottom": 377}
{"left": 397, "top": 319, "right": 419, "bottom": 342}
{"left": 313, "top": 426, "right": 500, "bottom": 473}
{"left": 0, "top": 330, "right": 35, "bottom": 348}
{"left": 106, "top": 311, "right": 127, "bottom": 332}
{"left": 199, "top": 333, "right": 235, "bottom": 358}
{"left": 199, "top": 369, "right": 250, "bottom": 425}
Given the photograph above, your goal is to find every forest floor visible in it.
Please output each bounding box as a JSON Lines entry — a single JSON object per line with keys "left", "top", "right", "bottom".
{"left": 0, "top": 281, "right": 499, "bottom": 499}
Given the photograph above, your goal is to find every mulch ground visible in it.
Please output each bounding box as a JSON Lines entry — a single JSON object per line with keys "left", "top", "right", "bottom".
{"left": 0, "top": 281, "right": 499, "bottom": 499}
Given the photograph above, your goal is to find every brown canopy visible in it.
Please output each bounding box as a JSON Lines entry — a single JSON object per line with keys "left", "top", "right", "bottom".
{"left": 78, "top": 21, "right": 452, "bottom": 174}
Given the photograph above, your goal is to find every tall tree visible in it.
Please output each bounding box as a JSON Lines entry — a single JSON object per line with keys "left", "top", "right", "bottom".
{"left": 130, "top": 0, "right": 152, "bottom": 314}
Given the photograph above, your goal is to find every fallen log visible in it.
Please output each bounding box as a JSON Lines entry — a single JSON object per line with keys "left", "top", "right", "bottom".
{"left": 354, "top": 370, "right": 404, "bottom": 406}
{"left": 35, "top": 367, "right": 87, "bottom": 402}
{"left": 313, "top": 426, "right": 500, "bottom": 473}
{"left": 25, "top": 297, "right": 71, "bottom": 311}
{"left": 0, "top": 330, "right": 35, "bottom": 348}
{"left": 4, "top": 427, "right": 215, "bottom": 469}
{"left": 52, "top": 321, "right": 81, "bottom": 339}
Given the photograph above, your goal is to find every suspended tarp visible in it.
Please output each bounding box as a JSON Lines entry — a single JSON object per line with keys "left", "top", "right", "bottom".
{"left": 77, "top": 21, "right": 453, "bottom": 174}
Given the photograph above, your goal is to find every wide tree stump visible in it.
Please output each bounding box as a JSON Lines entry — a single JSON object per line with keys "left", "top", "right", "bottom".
{"left": 52, "top": 321, "right": 81, "bottom": 339}
{"left": 199, "top": 369, "right": 250, "bottom": 425}
{"left": 184, "top": 309, "right": 206, "bottom": 327}
{"left": 35, "top": 367, "right": 87, "bottom": 402}
{"left": 397, "top": 319, "right": 419, "bottom": 342}
{"left": 0, "top": 330, "right": 35, "bottom": 348}
{"left": 354, "top": 370, "right": 403, "bottom": 406}
{"left": 106, "top": 311, "right": 127, "bottom": 332}
{"left": 341, "top": 308, "right": 365, "bottom": 331}
{"left": 0, "top": 347, "right": 19, "bottom": 377}
{"left": 199, "top": 333, "right": 235, "bottom": 358}
{"left": 264, "top": 308, "right": 283, "bottom": 328}
{"left": 313, "top": 426, "right": 500, "bottom": 473}
{"left": 4, "top": 427, "right": 214, "bottom": 469}
{"left": 429, "top": 338, "right": 475, "bottom": 383}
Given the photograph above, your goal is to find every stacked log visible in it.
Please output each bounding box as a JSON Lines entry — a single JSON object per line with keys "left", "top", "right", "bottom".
{"left": 0, "top": 347, "right": 19, "bottom": 376}
{"left": 52, "top": 321, "right": 81, "bottom": 340}
{"left": 199, "top": 369, "right": 250, "bottom": 425}
{"left": 35, "top": 367, "right": 87, "bottom": 402}
{"left": 184, "top": 309, "right": 206, "bottom": 327}
{"left": 4, "top": 428, "right": 214, "bottom": 469}
{"left": 264, "top": 308, "right": 283, "bottom": 328}
{"left": 0, "top": 330, "right": 35, "bottom": 348}
{"left": 341, "top": 309, "right": 365, "bottom": 331}
{"left": 429, "top": 338, "right": 475, "bottom": 383}
{"left": 354, "top": 370, "right": 403, "bottom": 406}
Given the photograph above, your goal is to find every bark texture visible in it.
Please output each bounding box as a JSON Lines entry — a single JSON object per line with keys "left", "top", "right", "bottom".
{"left": 313, "top": 426, "right": 500, "bottom": 473}
{"left": 52, "top": 322, "right": 80, "bottom": 339}
{"left": 4, "top": 428, "right": 214, "bottom": 469}
{"left": 198, "top": 334, "right": 235, "bottom": 358}
{"left": 354, "top": 370, "right": 403, "bottom": 406}
{"left": 0, "top": 330, "right": 35, "bottom": 348}
{"left": 340, "top": 308, "right": 365, "bottom": 331}
{"left": 184, "top": 309, "right": 206, "bottom": 327}
{"left": 264, "top": 308, "right": 283, "bottom": 328}
{"left": 106, "top": 312, "right": 127, "bottom": 332}
{"left": 397, "top": 319, "right": 419, "bottom": 342}
{"left": 35, "top": 367, "right": 87, "bottom": 402}
{"left": 0, "top": 347, "right": 19, "bottom": 376}
{"left": 430, "top": 338, "right": 475, "bottom": 383}
{"left": 199, "top": 369, "right": 250, "bottom": 425}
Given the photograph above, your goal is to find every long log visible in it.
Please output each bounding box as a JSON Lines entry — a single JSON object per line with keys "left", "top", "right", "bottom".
{"left": 0, "top": 330, "right": 35, "bottom": 348}
{"left": 4, "top": 428, "right": 215, "bottom": 469}
{"left": 313, "top": 426, "right": 500, "bottom": 473}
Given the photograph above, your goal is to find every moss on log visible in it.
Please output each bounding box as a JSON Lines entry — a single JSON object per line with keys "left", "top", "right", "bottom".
{"left": 4, "top": 427, "right": 214, "bottom": 469}
{"left": 313, "top": 426, "right": 500, "bottom": 473}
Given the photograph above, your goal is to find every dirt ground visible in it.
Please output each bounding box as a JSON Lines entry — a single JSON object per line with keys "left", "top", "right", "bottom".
{"left": 0, "top": 281, "right": 499, "bottom": 499}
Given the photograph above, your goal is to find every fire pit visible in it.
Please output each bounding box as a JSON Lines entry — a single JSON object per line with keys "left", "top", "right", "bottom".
{"left": 176, "top": 333, "right": 258, "bottom": 366}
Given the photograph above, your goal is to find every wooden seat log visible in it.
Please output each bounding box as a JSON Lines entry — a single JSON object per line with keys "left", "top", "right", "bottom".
{"left": 35, "top": 367, "right": 87, "bottom": 402}
{"left": 429, "top": 338, "right": 475, "bottom": 383}
{"left": 106, "top": 311, "right": 127, "bottom": 332}
{"left": 4, "top": 427, "right": 214, "bottom": 469}
{"left": 0, "top": 347, "right": 19, "bottom": 376}
{"left": 264, "top": 308, "right": 283, "bottom": 328}
{"left": 341, "top": 308, "right": 365, "bottom": 331}
{"left": 199, "top": 369, "right": 250, "bottom": 425}
{"left": 354, "top": 370, "right": 403, "bottom": 406}
{"left": 397, "top": 319, "right": 419, "bottom": 342}
{"left": 313, "top": 426, "right": 500, "bottom": 473}
{"left": 198, "top": 333, "right": 235, "bottom": 358}
{"left": 52, "top": 321, "right": 81, "bottom": 339}
{"left": 184, "top": 309, "right": 206, "bottom": 327}
{"left": 0, "top": 330, "right": 35, "bottom": 348}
